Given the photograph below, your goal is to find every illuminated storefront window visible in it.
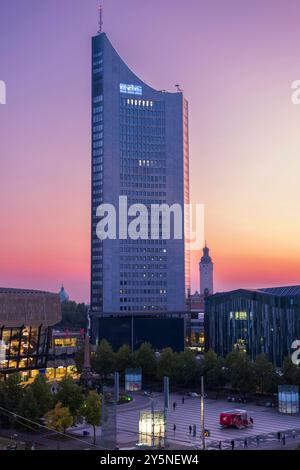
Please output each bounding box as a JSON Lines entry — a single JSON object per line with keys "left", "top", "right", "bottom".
{"left": 18, "top": 366, "right": 78, "bottom": 385}
{"left": 53, "top": 338, "right": 77, "bottom": 348}
{"left": 139, "top": 410, "right": 165, "bottom": 447}
{"left": 125, "top": 368, "right": 142, "bottom": 392}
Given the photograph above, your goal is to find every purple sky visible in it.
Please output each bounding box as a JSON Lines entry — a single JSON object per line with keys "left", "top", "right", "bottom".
{"left": 1, "top": 0, "right": 300, "bottom": 302}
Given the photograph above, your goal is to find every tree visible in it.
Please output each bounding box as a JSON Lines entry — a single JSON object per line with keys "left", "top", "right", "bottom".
{"left": 92, "top": 340, "right": 116, "bottom": 377}
{"left": 254, "top": 354, "right": 277, "bottom": 395}
{"left": 44, "top": 402, "right": 73, "bottom": 434}
{"left": 75, "top": 347, "right": 84, "bottom": 374}
{"left": 203, "top": 349, "right": 219, "bottom": 371}
{"left": 82, "top": 391, "right": 102, "bottom": 445}
{"left": 55, "top": 377, "right": 84, "bottom": 420}
{"left": 225, "top": 351, "right": 256, "bottom": 395}
{"left": 18, "top": 387, "right": 40, "bottom": 423}
{"left": 0, "top": 373, "right": 24, "bottom": 427}
{"left": 175, "top": 349, "right": 199, "bottom": 388}
{"left": 115, "top": 344, "right": 134, "bottom": 375}
{"left": 282, "top": 357, "right": 300, "bottom": 385}
{"left": 18, "top": 375, "right": 53, "bottom": 424}
{"left": 203, "top": 350, "right": 226, "bottom": 390}
{"left": 28, "top": 375, "right": 53, "bottom": 416}
{"left": 134, "top": 343, "right": 157, "bottom": 381}
{"left": 157, "top": 348, "right": 177, "bottom": 382}
{"left": 57, "top": 301, "right": 88, "bottom": 329}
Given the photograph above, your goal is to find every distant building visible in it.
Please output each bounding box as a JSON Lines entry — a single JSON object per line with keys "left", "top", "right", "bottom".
{"left": 59, "top": 285, "right": 69, "bottom": 303}
{"left": 185, "top": 243, "right": 215, "bottom": 352}
{"left": 0, "top": 288, "right": 61, "bottom": 381}
{"left": 47, "top": 329, "right": 84, "bottom": 381}
{"left": 187, "top": 290, "right": 205, "bottom": 313}
{"left": 186, "top": 291, "right": 205, "bottom": 352}
{"left": 199, "top": 244, "right": 213, "bottom": 296}
{"left": 205, "top": 285, "right": 300, "bottom": 367}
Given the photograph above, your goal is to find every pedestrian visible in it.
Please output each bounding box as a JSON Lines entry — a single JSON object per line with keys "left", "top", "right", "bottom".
{"left": 182, "top": 396, "right": 185, "bottom": 405}
{"left": 244, "top": 438, "right": 248, "bottom": 449}
{"left": 250, "top": 416, "right": 254, "bottom": 425}
{"left": 173, "top": 424, "right": 176, "bottom": 434}
{"left": 277, "top": 431, "right": 281, "bottom": 441}
{"left": 256, "top": 435, "right": 260, "bottom": 446}
{"left": 231, "top": 440, "right": 235, "bottom": 451}
{"left": 189, "top": 425, "right": 192, "bottom": 436}
{"left": 293, "top": 430, "right": 296, "bottom": 439}
{"left": 173, "top": 402, "right": 177, "bottom": 412}
{"left": 218, "top": 441, "right": 222, "bottom": 451}
{"left": 282, "top": 434, "right": 286, "bottom": 446}
{"left": 193, "top": 424, "right": 197, "bottom": 438}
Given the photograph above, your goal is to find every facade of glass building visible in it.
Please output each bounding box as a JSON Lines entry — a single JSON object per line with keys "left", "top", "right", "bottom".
{"left": 90, "top": 32, "right": 190, "bottom": 315}
{"left": 205, "top": 286, "right": 300, "bottom": 367}
{"left": 0, "top": 288, "right": 61, "bottom": 378}
{"left": 278, "top": 385, "right": 299, "bottom": 414}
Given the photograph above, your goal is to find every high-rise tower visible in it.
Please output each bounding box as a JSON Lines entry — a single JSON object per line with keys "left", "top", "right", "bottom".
{"left": 199, "top": 244, "right": 213, "bottom": 296}
{"left": 90, "top": 31, "right": 190, "bottom": 314}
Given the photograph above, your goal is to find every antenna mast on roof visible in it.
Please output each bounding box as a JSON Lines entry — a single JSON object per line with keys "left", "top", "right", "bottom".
{"left": 98, "top": 3, "right": 103, "bottom": 34}
{"left": 175, "top": 84, "right": 183, "bottom": 92}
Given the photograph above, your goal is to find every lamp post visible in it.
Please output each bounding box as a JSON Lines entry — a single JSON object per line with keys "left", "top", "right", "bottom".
{"left": 200, "top": 376, "right": 205, "bottom": 450}
{"left": 164, "top": 376, "right": 169, "bottom": 448}
{"left": 151, "top": 398, "right": 155, "bottom": 448}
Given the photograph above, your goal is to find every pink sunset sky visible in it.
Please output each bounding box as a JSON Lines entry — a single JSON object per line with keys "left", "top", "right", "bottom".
{"left": 1, "top": 0, "right": 300, "bottom": 302}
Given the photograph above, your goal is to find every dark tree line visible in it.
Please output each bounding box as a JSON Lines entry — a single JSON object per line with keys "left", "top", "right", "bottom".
{"left": 56, "top": 301, "right": 88, "bottom": 329}
{"left": 76, "top": 339, "right": 300, "bottom": 394}
{"left": 0, "top": 374, "right": 101, "bottom": 443}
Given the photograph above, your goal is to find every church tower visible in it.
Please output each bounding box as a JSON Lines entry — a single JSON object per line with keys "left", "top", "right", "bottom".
{"left": 199, "top": 244, "right": 214, "bottom": 296}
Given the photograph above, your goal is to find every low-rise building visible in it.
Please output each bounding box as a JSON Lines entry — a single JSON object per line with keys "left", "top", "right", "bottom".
{"left": 205, "top": 286, "right": 300, "bottom": 367}
{"left": 0, "top": 287, "right": 61, "bottom": 381}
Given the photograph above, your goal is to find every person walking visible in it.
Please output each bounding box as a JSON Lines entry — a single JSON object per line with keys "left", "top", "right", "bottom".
{"left": 277, "top": 431, "right": 281, "bottom": 441}
{"left": 256, "top": 435, "right": 260, "bottom": 446}
{"left": 193, "top": 424, "right": 197, "bottom": 438}
{"left": 173, "top": 402, "right": 177, "bottom": 412}
{"left": 231, "top": 440, "right": 235, "bottom": 451}
{"left": 182, "top": 396, "right": 185, "bottom": 405}
{"left": 244, "top": 438, "right": 248, "bottom": 449}
{"left": 173, "top": 424, "right": 176, "bottom": 435}
{"left": 282, "top": 434, "right": 286, "bottom": 446}
{"left": 218, "top": 441, "right": 222, "bottom": 451}
{"left": 189, "top": 425, "right": 192, "bottom": 436}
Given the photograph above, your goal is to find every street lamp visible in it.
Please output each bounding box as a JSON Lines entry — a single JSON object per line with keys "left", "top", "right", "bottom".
{"left": 200, "top": 376, "right": 205, "bottom": 450}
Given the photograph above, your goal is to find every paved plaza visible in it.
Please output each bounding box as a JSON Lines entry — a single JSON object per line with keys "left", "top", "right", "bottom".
{"left": 116, "top": 393, "right": 300, "bottom": 450}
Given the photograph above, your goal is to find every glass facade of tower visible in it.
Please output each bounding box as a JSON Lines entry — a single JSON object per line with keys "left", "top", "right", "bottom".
{"left": 90, "top": 33, "right": 189, "bottom": 314}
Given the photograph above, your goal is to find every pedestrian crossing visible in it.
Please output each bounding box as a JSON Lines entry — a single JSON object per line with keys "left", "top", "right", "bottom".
{"left": 117, "top": 393, "right": 300, "bottom": 449}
